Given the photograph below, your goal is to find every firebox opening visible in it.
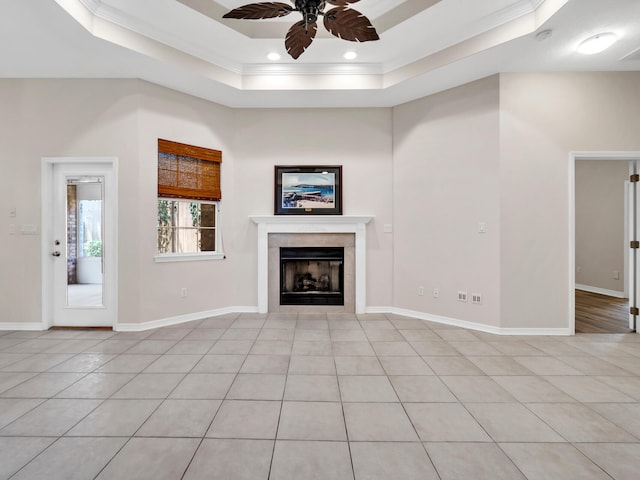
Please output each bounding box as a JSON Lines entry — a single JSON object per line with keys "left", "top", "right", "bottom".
{"left": 280, "top": 247, "right": 344, "bottom": 306}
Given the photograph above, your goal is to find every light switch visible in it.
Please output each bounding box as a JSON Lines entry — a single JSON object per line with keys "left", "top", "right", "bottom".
{"left": 9, "top": 208, "right": 16, "bottom": 218}
{"left": 478, "top": 222, "right": 487, "bottom": 233}
{"left": 9, "top": 224, "right": 16, "bottom": 235}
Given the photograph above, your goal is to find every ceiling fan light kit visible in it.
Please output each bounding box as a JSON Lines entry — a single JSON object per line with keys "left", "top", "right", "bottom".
{"left": 223, "top": 0, "right": 379, "bottom": 59}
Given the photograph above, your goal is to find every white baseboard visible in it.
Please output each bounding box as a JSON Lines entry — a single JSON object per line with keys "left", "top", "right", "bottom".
{"left": 497, "top": 327, "right": 573, "bottom": 335}
{"left": 575, "top": 284, "right": 627, "bottom": 299}
{"left": 390, "top": 307, "right": 503, "bottom": 334}
{"left": 364, "top": 306, "right": 394, "bottom": 315}
{"left": 4, "top": 306, "right": 570, "bottom": 336}
{"left": 0, "top": 322, "right": 44, "bottom": 331}
{"left": 115, "top": 306, "right": 259, "bottom": 332}
{"left": 369, "top": 306, "right": 571, "bottom": 336}
{"left": 119, "top": 305, "right": 571, "bottom": 336}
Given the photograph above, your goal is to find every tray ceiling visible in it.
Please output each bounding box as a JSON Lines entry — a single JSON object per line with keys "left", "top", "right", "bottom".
{"left": 1, "top": 0, "right": 639, "bottom": 107}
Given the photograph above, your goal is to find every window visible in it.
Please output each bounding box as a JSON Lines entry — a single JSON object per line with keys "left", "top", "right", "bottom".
{"left": 156, "top": 139, "right": 223, "bottom": 261}
{"left": 78, "top": 199, "right": 102, "bottom": 257}
{"left": 157, "top": 199, "right": 217, "bottom": 253}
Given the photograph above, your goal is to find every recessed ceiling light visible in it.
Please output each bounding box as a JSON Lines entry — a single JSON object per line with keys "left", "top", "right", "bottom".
{"left": 343, "top": 51, "right": 358, "bottom": 60}
{"left": 577, "top": 32, "right": 618, "bottom": 55}
{"left": 267, "top": 52, "right": 281, "bottom": 61}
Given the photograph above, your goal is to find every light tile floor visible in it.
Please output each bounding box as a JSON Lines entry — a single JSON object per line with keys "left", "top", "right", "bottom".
{"left": 1, "top": 312, "right": 640, "bottom": 479}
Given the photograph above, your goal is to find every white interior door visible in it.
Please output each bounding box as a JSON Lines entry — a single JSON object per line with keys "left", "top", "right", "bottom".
{"left": 47, "top": 161, "right": 116, "bottom": 327}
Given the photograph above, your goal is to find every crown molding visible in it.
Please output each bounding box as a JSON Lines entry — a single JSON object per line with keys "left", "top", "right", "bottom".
{"left": 180, "top": 0, "right": 443, "bottom": 39}
{"left": 242, "top": 63, "right": 382, "bottom": 76}
{"left": 74, "top": 0, "right": 243, "bottom": 73}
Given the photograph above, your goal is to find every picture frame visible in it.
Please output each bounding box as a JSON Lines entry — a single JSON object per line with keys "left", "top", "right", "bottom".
{"left": 274, "top": 165, "right": 343, "bottom": 215}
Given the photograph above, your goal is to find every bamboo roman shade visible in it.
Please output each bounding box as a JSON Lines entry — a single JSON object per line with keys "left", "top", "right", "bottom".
{"left": 157, "top": 139, "right": 222, "bottom": 201}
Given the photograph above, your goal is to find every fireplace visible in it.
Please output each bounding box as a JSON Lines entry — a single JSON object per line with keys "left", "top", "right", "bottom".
{"left": 280, "top": 247, "right": 344, "bottom": 306}
{"left": 250, "top": 215, "right": 373, "bottom": 313}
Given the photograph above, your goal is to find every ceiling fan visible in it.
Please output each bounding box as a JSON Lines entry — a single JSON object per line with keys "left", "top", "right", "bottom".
{"left": 223, "top": 0, "right": 379, "bottom": 59}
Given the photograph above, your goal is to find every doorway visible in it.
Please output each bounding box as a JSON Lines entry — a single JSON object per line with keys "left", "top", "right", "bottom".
{"left": 575, "top": 289, "right": 631, "bottom": 333}
{"left": 41, "top": 158, "right": 118, "bottom": 328}
{"left": 570, "top": 152, "right": 640, "bottom": 334}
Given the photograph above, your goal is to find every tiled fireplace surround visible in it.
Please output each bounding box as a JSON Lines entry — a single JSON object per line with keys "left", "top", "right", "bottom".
{"left": 250, "top": 216, "right": 374, "bottom": 314}
{"left": 270, "top": 234, "right": 353, "bottom": 313}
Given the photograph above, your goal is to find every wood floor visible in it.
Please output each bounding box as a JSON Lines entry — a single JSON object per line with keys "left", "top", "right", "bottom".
{"left": 575, "top": 289, "right": 634, "bottom": 334}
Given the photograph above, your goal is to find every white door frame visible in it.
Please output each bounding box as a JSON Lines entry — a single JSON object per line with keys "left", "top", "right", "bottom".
{"left": 41, "top": 157, "right": 118, "bottom": 330}
{"left": 569, "top": 151, "right": 640, "bottom": 334}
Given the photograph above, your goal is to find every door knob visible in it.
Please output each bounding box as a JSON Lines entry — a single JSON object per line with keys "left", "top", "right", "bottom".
{"left": 52, "top": 251, "right": 61, "bottom": 257}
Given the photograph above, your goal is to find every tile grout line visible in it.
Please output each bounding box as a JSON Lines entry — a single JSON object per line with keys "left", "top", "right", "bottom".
{"left": 266, "top": 311, "right": 297, "bottom": 480}
{"left": 382, "top": 313, "right": 449, "bottom": 480}
{"left": 333, "top": 313, "right": 356, "bottom": 480}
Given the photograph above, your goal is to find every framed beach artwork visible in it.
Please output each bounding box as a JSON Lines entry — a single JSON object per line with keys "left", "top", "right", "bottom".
{"left": 274, "top": 166, "right": 343, "bottom": 215}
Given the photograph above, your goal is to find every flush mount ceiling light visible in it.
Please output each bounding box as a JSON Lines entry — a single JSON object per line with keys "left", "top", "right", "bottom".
{"left": 343, "top": 50, "right": 357, "bottom": 60}
{"left": 223, "top": 0, "right": 379, "bottom": 59}
{"left": 577, "top": 32, "right": 618, "bottom": 54}
{"left": 267, "top": 52, "right": 282, "bottom": 60}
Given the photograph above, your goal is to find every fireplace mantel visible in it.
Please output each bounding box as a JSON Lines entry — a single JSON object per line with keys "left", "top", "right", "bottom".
{"left": 250, "top": 215, "right": 374, "bottom": 313}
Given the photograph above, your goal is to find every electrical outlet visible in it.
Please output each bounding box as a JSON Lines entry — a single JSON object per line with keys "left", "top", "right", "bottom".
{"left": 457, "top": 291, "right": 468, "bottom": 302}
{"left": 613, "top": 270, "right": 620, "bottom": 280}
{"left": 180, "top": 287, "right": 188, "bottom": 298}
{"left": 433, "top": 288, "right": 439, "bottom": 298}
{"left": 471, "top": 293, "right": 482, "bottom": 305}
{"left": 418, "top": 286, "right": 424, "bottom": 296}
{"left": 576, "top": 266, "right": 582, "bottom": 273}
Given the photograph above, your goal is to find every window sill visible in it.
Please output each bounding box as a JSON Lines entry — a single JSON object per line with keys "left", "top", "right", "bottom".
{"left": 154, "top": 252, "right": 225, "bottom": 263}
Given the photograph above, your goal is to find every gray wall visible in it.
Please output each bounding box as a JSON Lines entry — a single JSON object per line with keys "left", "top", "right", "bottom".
{"left": 575, "top": 160, "right": 628, "bottom": 295}
{"left": 3, "top": 71, "right": 640, "bottom": 332}
{"left": 500, "top": 72, "right": 640, "bottom": 329}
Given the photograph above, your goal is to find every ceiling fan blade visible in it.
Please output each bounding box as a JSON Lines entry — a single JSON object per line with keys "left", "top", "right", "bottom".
{"left": 323, "top": 7, "right": 379, "bottom": 42}
{"left": 285, "top": 20, "right": 318, "bottom": 59}
{"left": 326, "top": 0, "right": 360, "bottom": 5}
{"left": 223, "top": 2, "right": 294, "bottom": 19}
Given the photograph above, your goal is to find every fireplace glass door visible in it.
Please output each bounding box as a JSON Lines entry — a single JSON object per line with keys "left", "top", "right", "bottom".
{"left": 280, "top": 247, "right": 344, "bottom": 306}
